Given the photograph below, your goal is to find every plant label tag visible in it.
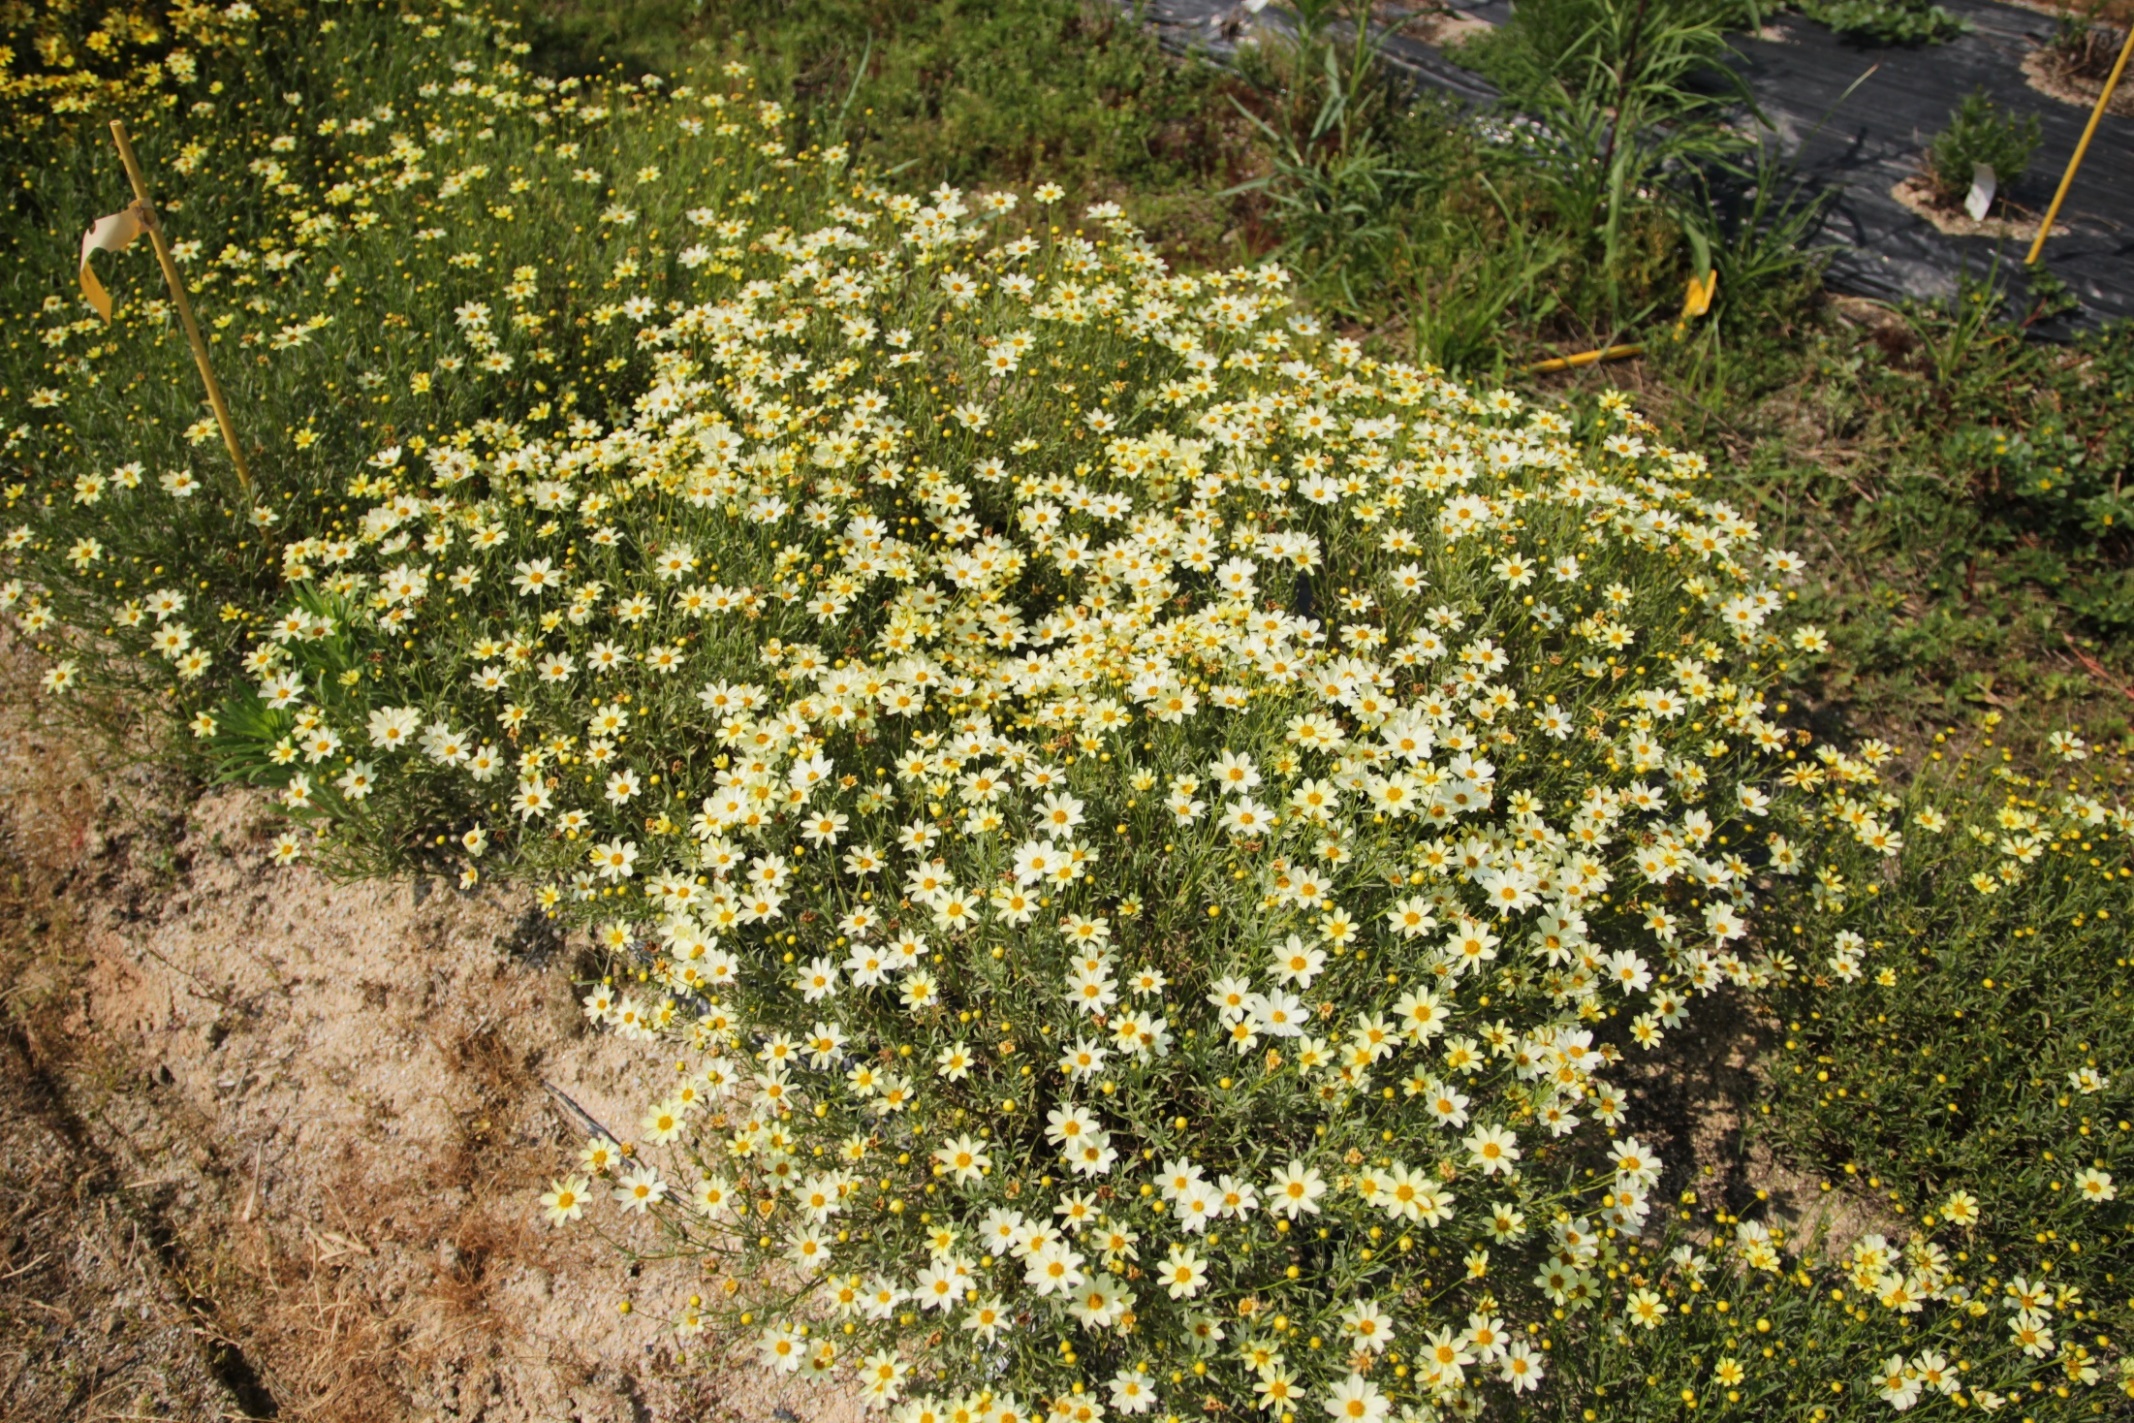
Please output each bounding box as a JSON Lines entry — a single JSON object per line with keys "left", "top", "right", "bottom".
{"left": 1964, "top": 163, "right": 1996, "bottom": 222}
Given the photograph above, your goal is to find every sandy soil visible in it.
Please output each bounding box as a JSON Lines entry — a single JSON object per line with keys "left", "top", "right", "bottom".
{"left": 1886, "top": 174, "right": 2068, "bottom": 243}
{"left": 0, "top": 1014, "right": 242, "bottom": 1420}
{"left": 1382, "top": 5, "right": 1494, "bottom": 48}
{"left": 0, "top": 645, "right": 862, "bottom": 1423}
{"left": 1617, "top": 978, "right": 1903, "bottom": 1255}
{"left": 2006, "top": 0, "right": 2134, "bottom": 32}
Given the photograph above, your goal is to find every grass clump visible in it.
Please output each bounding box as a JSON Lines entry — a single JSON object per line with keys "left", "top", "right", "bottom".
{"left": 1232, "top": 0, "right": 1824, "bottom": 372}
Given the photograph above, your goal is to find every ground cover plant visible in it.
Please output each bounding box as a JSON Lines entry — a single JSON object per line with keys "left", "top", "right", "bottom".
{"left": 0, "top": 0, "right": 2131, "bottom": 1418}
{"left": 1792, "top": 0, "right": 1968, "bottom": 45}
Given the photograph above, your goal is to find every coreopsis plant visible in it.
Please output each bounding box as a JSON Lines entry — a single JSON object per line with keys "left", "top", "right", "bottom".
{"left": 1, "top": 0, "right": 840, "bottom": 766}
{"left": 520, "top": 277, "right": 1830, "bottom": 1416}
{"left": 0, "top": 0, "right": 273, "bottom": 139}
{"left": 173, "top": 173, "right": 1848, "bottom": 1415}
{"left": 1747, "top": 731, "right": 2134, "bottom": 1416}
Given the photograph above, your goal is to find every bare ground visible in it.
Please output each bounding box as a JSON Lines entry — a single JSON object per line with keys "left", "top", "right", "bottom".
{"left": 0, "top": 646, "right": 861, "bottom": 1423}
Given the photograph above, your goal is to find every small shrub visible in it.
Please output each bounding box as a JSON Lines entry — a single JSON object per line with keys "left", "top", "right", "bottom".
{"left": 1926, "top": 90, "right": 2040, "bottom": 209}
{"left": 1456, "top": 0, "right": 1758, "bottom": 108}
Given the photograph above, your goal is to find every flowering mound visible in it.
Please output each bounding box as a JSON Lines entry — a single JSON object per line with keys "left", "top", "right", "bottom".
{"left": 5, "top": 11, "right": 1840, "bottom": 1409}
{"left": 496, "top": 216, "right": 1834, "bottom": 1417}
{"left": 248, "top": 191, "right": 1829, "bottom": 1416}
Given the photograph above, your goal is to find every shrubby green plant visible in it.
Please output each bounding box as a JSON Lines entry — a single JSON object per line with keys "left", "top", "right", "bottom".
{"left": 2045, "top": 10, "right": 2133, "bottom": 101}
{"left": 1448, "top": 0, "right": 1814, "bottom": 344}
{"left": 1925, "top": 91, "right": 2040, "bottom": 210}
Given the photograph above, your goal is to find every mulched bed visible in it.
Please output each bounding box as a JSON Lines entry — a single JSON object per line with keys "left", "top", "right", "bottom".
{"left": 1123, "top": 0, "right": 2134, "bottom": 327}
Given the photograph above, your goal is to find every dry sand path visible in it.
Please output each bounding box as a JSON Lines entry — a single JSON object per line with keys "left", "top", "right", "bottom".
{"left": 0, "top": 648, "right": 860, "bottom": 1423}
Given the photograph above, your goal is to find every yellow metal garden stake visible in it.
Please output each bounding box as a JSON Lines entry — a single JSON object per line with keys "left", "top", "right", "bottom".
{"left": 2025, "top": 20, "right": 2134, "bottom": 266}
{"left": 106, "top": 118, "right": 254, "bottom": 504}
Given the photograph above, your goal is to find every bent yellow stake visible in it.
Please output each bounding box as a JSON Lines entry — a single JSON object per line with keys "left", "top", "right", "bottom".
{"left": 1524, "top": 271, "right": 1717, "bottom": 375}
{"left": 1526, "top": 343, "right": 1647, "bottom": 375}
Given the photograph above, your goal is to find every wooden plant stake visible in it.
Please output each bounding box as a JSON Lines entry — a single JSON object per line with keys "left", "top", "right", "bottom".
{"left": 105, "top": 118, "right": 254, "bottom": 504}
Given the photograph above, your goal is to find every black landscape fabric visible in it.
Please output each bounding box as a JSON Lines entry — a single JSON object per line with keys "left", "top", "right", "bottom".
{"left": 1121, "top": 0, "right": 2134, "bottom": 327}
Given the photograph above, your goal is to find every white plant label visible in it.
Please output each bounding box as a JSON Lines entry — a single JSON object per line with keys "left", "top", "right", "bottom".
{"left": 1965, "top": 162, "right": 1997, "bottom": 222}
